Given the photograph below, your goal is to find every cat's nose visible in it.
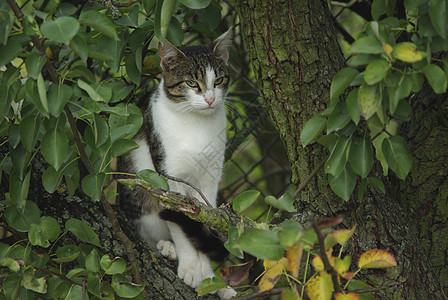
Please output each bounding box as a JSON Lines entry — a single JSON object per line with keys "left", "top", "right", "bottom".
{"left": 205, "top": 97, "right": 215, "bottom": 106}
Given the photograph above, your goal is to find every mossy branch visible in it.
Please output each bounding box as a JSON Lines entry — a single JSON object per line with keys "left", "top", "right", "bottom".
{"left": 117, "top": 178, "right": 254, "bottom": 234}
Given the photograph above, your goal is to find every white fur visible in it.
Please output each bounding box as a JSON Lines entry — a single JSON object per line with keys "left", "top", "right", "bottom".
{"left": 130, "top": 71, "right": 235, "bottom": 297}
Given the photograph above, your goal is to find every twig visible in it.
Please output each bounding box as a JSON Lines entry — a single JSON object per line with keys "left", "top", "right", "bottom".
{"left": 159, "top": 172, "right": 212, "bottom": 207}
{"left": 31, "top": 265, "right": 81, "bottom": 287}
{"left": 292, "top": 154, "right": 330, "bottom": 199}
{"left": 232, "top": 287, "right": 288, "bottom": 300}
{"left": 311, "top": 218, "right": 342, "bottom": 293}
{"left": 6, "top": 1, "right": 145, "bottom": 297}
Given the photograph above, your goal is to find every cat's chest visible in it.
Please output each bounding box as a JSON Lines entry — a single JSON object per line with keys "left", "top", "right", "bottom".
{"left": 152, "top": 100, "right": 226, "bottom": 161}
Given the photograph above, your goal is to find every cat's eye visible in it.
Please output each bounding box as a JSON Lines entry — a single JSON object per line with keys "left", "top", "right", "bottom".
{"left": 185, "top": 80, "right": 199, "bottom": 88}
{"left": 214, "top": 77, "right": 224, "bottom": 85}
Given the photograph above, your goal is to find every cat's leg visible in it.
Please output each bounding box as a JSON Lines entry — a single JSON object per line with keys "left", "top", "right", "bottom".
{"left": 136, "top": 213, "right": 176, "bottom": 259}
{"left": 166, "top": 221, "right": 211, "bottom": 288}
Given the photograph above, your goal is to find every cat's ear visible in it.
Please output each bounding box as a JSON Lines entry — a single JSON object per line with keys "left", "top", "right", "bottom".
{"left": 158, "top": 41, "right": 186, "bottom": 71}
{"left": 212, "top": 28, "right": 232, "bottom": 64}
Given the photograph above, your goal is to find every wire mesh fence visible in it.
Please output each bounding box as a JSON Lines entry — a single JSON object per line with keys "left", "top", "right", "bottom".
{"left": 219, "top": 65, "right": 292, "bottom": 205}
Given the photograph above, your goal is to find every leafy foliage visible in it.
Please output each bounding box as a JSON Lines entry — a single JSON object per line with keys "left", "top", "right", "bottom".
{"left": 301, "top": 0, "right": 448, "bottom": 202}
{"left": 0, "top": 0, "right": 230, "bottom": 298}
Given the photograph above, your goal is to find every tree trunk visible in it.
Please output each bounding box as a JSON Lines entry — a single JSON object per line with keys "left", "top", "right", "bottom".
{"left": 235, "top": 0, "right": 447, "bottom": 298}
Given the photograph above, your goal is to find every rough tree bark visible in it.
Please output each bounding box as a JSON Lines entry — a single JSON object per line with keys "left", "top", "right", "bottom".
{"left": 235, "top": 0, "right": 447, "bottom": 298}
{"left": 19, "top": 157, "right": 219, "bottom": 300}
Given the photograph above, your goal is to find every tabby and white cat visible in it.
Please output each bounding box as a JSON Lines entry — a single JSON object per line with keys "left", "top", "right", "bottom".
{"left": 118, "top": 29, "right": 236, "bottom": 299}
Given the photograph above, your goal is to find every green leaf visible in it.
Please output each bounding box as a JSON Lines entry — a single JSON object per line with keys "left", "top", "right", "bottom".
{"left": 42, "top": 166, "right": 63, "bottom": 193}
{"left": 387, "top": 74, "right": 413, "bottom": 114}
{"left": 238, "top": 229, "right": 283, "bottom": 260}
{"left": 20, "top": 114, "right": 41, "bottom": 152}
{"left": 224, "top": 226, "right": 244, "bottom": 259}
{"left": 111, "top": 274, "right": 145, "bottom": 298}
{"left": 40, "top": 16, "right": 79, "bottom": 44}
{"left": 102, "top": 256, "right": 126, "bottom": 275}
{"left": 25, "top": 52, "right": 47, "bottom": 80}
{"left": 22, "top": 267, "right": 47, "bottom": 294}
{"left": 87, "top": 273, "right": 101, "bottom": 297}
{"left": 65, "top": 218, "right": 101, "bottom": 247}
{"left": 37, "top": 72, "right": 49, "bottom": 115}
{"left": 349, "top": 137, "right": 374, "bottom": 178}
{"left": 264, "top": 192, "right": 296, "bottom": 213}
{"left": 4, "top": 200, "right": 41, "bottom": 232}
{"left": 423, "top": 64, "right": 447, "bottom": 94}
{"left": 364, "top": 59, "right": 390, "bottom": 85}
{"left": 429, "top": 0, "right": 447, "bottom": 39}
{"left": 92, "top": 113, "right": 109, "bottom": 147}
{"left": 196, "top": 3, "right": 221, "bottom": 31}
{"left": 371, "top": 0, "right": 386, "bottom": 20}
{"left": 0, "top": 258, "right": 20, "bottom": 272}
{"left": 330, "top": 68, "right": 359, "bottom": 103}
{"left": 47, "top": 84, "right": 72, "bottom": 117}
{"left": 69, "top": 35, "right": 88, "bottom": 62}
{"left": 9, "top": 171, "right": 31, "bottom": 209}
{"left": 232, "top": 190, "right": 260, "bottom": 214}
{"left": 178, "top": 0, "right": 211, "bottom": 9}
{"left": 109, "top": 103, "right": 143, "bottom": 141}
{"left": 77, "top": 79, "right": 105, "bottom": 102}
{"left": 111, "top": 139, "right": 139, "bottom": 157}
{"left": 41, "top": 127, "right": 69, "bottom": 171}
{"left": 136, "top": 169, "right": 169, "bottom": 190}
{"left": 125, "top": 51, "right": 142, "bottom": 86}
{"left": 79, "top": 10, "right": 118, "bottom": 40}
{"left": 346, "top": 89, "right": 361, "bottom": 125}
{"left": 82, "top": 173, "right": 107, "bottom": 201}
{"left": 382, "top": 136, "right": 412, "bottom": 179}
{"left": 358, "top": 83, "right": 382, "bottom": 120}
{"left": 86, "top": 249, "right": 100, "bottom": 273}
{"left": 300, "top": 117, "right": 326, "bottom": 147}
{"left": 196, "top": 277, "right": 226, "bottom": 296}
{"left": 325, "top": 135, "right": 351, "bottom": 177}
{"left": 348, "top": 36, "right": 383, "bottom": 54}
{"left": 28, "top": 216, "right": 61, "bottom": 248}
{"left": 53, "top": 245, "right": 82, "bottom": 263}
{"left": 329, "top": 165, "right": 357, "bottom": 201}
{"left": 327, "top": 101, "right": 351, "bottom": 134}
{"left": 0, "top": 35, "right": 24, "bottom": 67}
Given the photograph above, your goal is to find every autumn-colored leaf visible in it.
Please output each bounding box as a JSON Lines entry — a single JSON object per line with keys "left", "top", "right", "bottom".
{"left": 358, "top": 249, "right": 397, "bottom": 269}
{"left": 393, "top": 42, "right": 422, "bottom": 63}
{"left": 305, "top": 272, "right": 334, "bottom": 300}
{"left": 383, "top": 44, "right": 393, "bottom": 56}
{"left": 316, "top": 216, "right": 343, "bottom": 229}
{"left": 286, "top": 243, "right": 304, "bottom": 277}
{"left": 312, "top": 249, "right": 333, "bottom": 272}
{"left": 335, "top": 292, "right": 361, "bottom": 300}
{"left": 341, "top": 271, "right": 355, "bottom": 280}
{"left": 334, "top": 256, "right": 351, "bottom": 275}
{"left": 220, "top": 260, "right": 254, "bottom": 287}
{"left": 259, "top": 258, "right": 288, "bottom": 292}
{"left": 332, "top": 226, "right": 356, "bottom": 246}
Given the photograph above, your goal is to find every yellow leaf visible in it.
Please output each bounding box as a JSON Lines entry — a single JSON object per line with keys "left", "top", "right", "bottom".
{"left": 334, "top": 256, "right": 351, "bottom": 275}
{"left": 393, "top": 42, "right": 422, "bottom": 63}
{"left": 286, "top": 244, "right": 303, "bottom": 277}
{"left": 263, "top": 257, "right": 289, "bottom": 270}
{"left": 305, "top": 272, "right": 334, "bottom": 300}
{"left": 332, "top": 226, "right": 356, "bottom": 245}
{"left": 259, "top": 258, "right": 288, "bottom": 292}
{"left": 312, "top": 249, "right": 333, "bottom": 272}
{"left": 358, "top": 249, "right": 397, "bottom": 269}
{"left": 335, "top": 292, "right": 361, "bottom": 300}
{"left": 383, "top": 44, "right": 393, "bottom": 56}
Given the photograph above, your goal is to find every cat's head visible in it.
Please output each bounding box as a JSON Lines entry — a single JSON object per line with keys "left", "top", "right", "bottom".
{"left": 158, "top": 29, "right": 232, "bottom": 115}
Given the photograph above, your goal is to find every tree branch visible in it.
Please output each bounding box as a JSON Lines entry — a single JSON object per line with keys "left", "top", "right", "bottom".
{"left": 118, "top": 178, "right": 253, "bottom": 234}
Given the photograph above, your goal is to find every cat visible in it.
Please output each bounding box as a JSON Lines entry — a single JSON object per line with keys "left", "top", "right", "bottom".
{"left": 118, "top": 29, "right": 236, "bottom": 299}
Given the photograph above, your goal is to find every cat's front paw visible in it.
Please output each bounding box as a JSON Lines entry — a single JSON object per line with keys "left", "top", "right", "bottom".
{"left": 157, "top": 240, "right": 177, "bottom": 260}
{"left": 177, "top": 261, "right": 204, "bottom": 288}
{"left": 217, "top": 287, "right": 237, "bottom": 299}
